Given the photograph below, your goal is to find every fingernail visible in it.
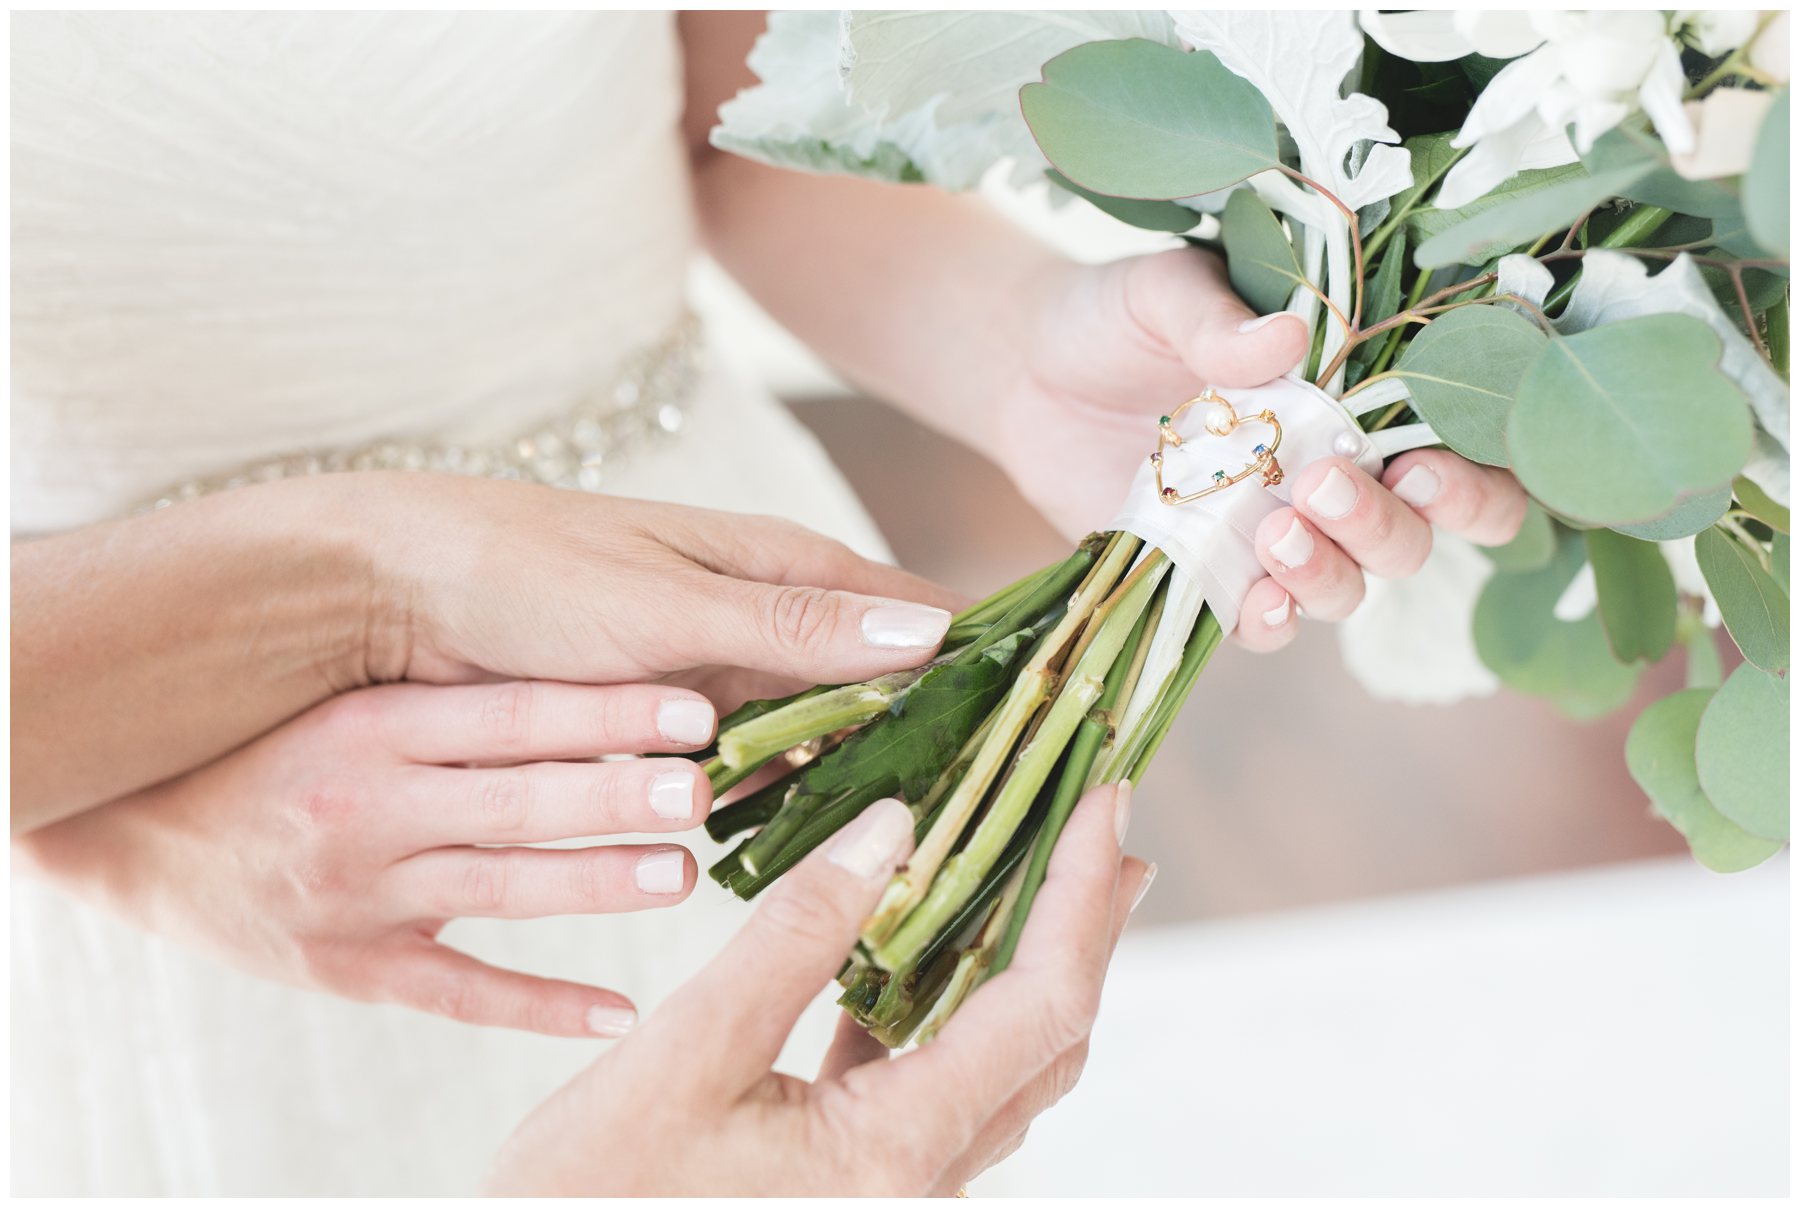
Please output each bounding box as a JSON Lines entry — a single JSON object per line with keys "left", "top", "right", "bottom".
{"left": 1269, "top": 517, "right": 1314, "bottom": 569}
{"left": 656, "top": 699, "right": 714, "bottom": 746}
{"left": 860, "top": 602, "right": 952, "bottom": 650}
{"left": 1262, "top": 593, "right": 1291, "bottom": 628}
{"left": 1392, "top": 464, "right": 1441, "bottom": 508}
{"left": 634, "top": 849, "right": 687, "bottom": 895}
{"left": 1236, "top": 313, "right": 1288, "bottom": 334}
{"left": 1131, "top": 863, "right": 1158, "bottom": 914}
{"left": 1113, "top": 780, "right": 1134, "bottom": 844}
{"left": 585, "top": 1004, "right": 637, "bottom": 1038}
{"left": 1307, "top": 467, "right": 1358, "bottom": 519}
{"left": 649, "top": 770, "right": 695, "bottom": 821}
{"left": 828, "top": 797, "right": 914, "bottom": 880}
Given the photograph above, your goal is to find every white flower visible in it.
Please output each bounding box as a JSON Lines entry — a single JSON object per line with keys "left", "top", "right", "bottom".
{"left": 1337, "top": 534, "right": 1500, "bottom": 706}
{"left": 1749, "top": 10, "right": 1791, "bottom": 82}
{"left": 1673, "top": 86, "right": 1778, "bottom": 180}
{"left": 1554, "top": 538, "right": 1721, "bottom": 627}
{"left": 1364, "top": 10, "right": 1697, "bottom": 209}
{"left": 1676, "top": 9, "right": 1762, "bottom": 56}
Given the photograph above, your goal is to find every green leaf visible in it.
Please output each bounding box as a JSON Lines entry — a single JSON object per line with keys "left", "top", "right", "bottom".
{"left": 1414, "top": 162, "right": 1651, "bottom": 269}
{"left": 1585, "top": 529, "right": 1678, "bottom": 663}
{"left": 1694, "top": 527, "right": 1790, "bottom": 674}
{"left": 1773, "top": 533, "right": 1790, "bottom": 594}
{"left": 1685, "top": 623, "right": 1723, "bottom": 689}
{"left": 1353, "top": 230, "right": 1408, "bottom": 364}
{"left": 1366, "top": 132, "right": 1461, "bottom": 258}
{"left": 1627, "top": 689, "right": 1784, "bottom": 872}
{"left": 1583, "top": 123, "right": 1741, "bottom": 221}
{"left": 1745, "top": 89, "right": 1789, "bottom": 257}
{"left": 1508, "top": 315, "right": 1754, "bottom": 525}
{"left": 1021, "top": 40, "right": 1280, "bottom": 200}
{"left": 1695, "top": 663, "right": 1790, "bottom": 841}
{"left": 1612, "top": 486, "right": 1733, "bottom": 541}
{"left": 1045, "top": 169, "right": 1201, "bottom": 233}
{"left": 1734, "top": 475, "right": 1791, "bottom": 534}
{"left": 1392, "top": 305, "right": 1547, "bottom": 467}
{"left": 1473, "top": 533, "right": 1642, "bottom": 719}
{"left": 1484, "top": 499, "right": 1557, "bottom": 572}
{"left": 1220, "top": 190, "right": 1304, "bottom": 315}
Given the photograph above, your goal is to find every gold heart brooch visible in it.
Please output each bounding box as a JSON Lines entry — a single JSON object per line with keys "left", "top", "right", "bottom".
{"left": 1150, "top": 388, "right": 1284, "bottom": 506}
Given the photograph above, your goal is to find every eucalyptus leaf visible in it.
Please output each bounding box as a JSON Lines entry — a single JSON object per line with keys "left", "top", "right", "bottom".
{"left": 1472, "top": 534, "right": 1642, "bottom": 719}
{"left": 1585, "top": 529, "right": 1677, "bottom": 663}
{"left": 1369, "top": 132, "right": 1461, "bottom": 256}
{"left": 1392, "top": 305, "right": 1546, "bottom": 467}
{"left": 1582, "top": 123, "right": 1741, "bottom": 221}
{"left": 1483, "top": 499, "right": 1557, "bottom": 572}
{"left": 1509, "top": 315, "right": 1753, "bottom": 525}
{"left": 1695, "top": 663, "right": 1790, "bottom": 841}
{"left": 1684, "top": 624, "right": 1723, "bottom": 690}
{"left": 1406, "top": 163, "right": 1585, "bottom": 249}
{"left": 1046, "top": 169, "right": 1201, "bottom": 233}
{"left": 1693, "top": 527, "right": 1790, "bottom": 674}
{"left": 1414, "top": 163, "right": 1649, "bottom": 269}
{"left": 1734, "top": 475, "right": 1791, "bottom": 534}
{"left": 1221, "top": 190, "right": 1305, "bottom": 314}
{"left": 1744, "top": 89, "right": 1789, "bottom": 257}
{"left": 1612, "top": 486, "right": 1733, "bottom": 541}
{"left": 1021, "top": 40, "right": 1280, "bottom": 200}
{"left": 1773, "top": 534, "right": 1790, "bottom": 594}
{"left": 1626, "top": 689, "right": 1784, "bottom": 872}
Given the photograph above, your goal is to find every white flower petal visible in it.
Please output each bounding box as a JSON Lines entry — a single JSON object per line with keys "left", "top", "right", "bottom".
{"left": 1673, "top": 87, "right": 1777, "bottom": 180}
{"left": 1552, "top": 11, "right": 1668, "bottom": 100}
{"left": 1337, "top": 534, "right": 1500, "bottom": 705}
{"left": 1749, "top": 11, "right": 1790, "bottom": 82}
{"left": 1436, "top": 113, "right": 1555, "bottom": 209}
{"left": 1662, "top": 536, "right": 1723, "bottom": 626}
{"left": 1454, "top": 10, "right": 1549, "bottom": 59}
{"left": 1455, "top": 48, "right": 1563, "bottom": 147}
{"left": 1516, "top": 122, "right": 1580, "bottom": 170}
{"left": 1681, "top": 10, "right": 1761, "bottom": 57}
{"left": 1359, "top": 9, "right": 1475, "bottom": 62}
{"left": 1553, "top": 562, "right": 1599, "bottom": 622}
{"left": 1572, "top": 98, "right": 1633, "bottom": 154}
{"left": 1639, "top": 41, "right": 1697, "bottom": 156}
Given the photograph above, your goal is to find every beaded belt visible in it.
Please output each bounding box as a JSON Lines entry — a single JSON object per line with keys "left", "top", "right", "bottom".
{"left": 145, "top": 311, "right": 703, "bottom": 510}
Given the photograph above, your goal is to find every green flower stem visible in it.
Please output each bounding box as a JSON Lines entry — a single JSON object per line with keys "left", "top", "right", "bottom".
{"left": 717, "top": 668, "right": 923, "bottom": 771}
{"left": 985, "top": 592, "right": 1152, "bottom": 979}
{"left": 943, "top": 559, "right": 1062, "bottom": 645}
{"left": 717, "top": 784, "right": 871, "bottom": 898}
{"left": 703, "top": 763, "right": 805, "bottom": 843}
{"left": 697, "top": 685, "right": 831, "bottom": 764}
{"left": 1126, "top": 609, "right": 1224, "bottom": 783}
{"left": 871, "top": 555, "right": 1168, "bottom": 974}
{"left": 858, "top": 534, "right": 1140, "bottom": 951}
{"left": 1544, "top": 204, "right": 1673, "bottom": 313}
{"left": 1766, "top": 296, "right": 1788, "bottom": 379}
{"left": 1367, "top": 267, "right": 1435, "bottom": 379}
{"left": 949, "top": 537, "right": 1106, "bottom": 668}
{"left": 913, "top": 863, "right": 1029, "bottom": 1046}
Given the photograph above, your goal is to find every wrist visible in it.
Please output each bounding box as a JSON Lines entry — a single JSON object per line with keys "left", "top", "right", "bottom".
{"left": 284, "top": 473, "right": 418, "bottom": 689}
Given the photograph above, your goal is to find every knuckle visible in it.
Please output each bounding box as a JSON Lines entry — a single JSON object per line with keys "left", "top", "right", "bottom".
{"left": 459, "top": 852, "right": 511, "bottom": 914}
{"left": 568, "top": 850, "right": 617, "bottom": 909}
{"left": 1049, "top": 1040, "right": 1091, "bottom": 1104}
{"left": 431, "top": 975, "right": 480, "bottom": 1024}
{"left": 765, "top": 584, "right": 841, "bottom": 651}
{"left": 290, "top": 774, "right": 359, "bottom": 842}
{"left": 481, "top": 681, "right": 538, "bottom": 755}
{"left": 477, "top": 769, "right": 533, "bottom": 835}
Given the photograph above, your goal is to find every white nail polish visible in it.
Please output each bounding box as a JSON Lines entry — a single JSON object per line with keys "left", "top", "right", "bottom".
{"left": 1392, "top": 464, "right": 1441, "bottom": 507}
{"left": 1236, "top": 312, "right": 1288, "bottom": 334}
{"left": 861, "top": 603, "right": 952, "bottom": 649}
{"left": 828, "top": 797, "right": 914, "bottom": 880}
{"left": 1262, "top": 593, "right": 1291, "bottom": 627}
{"left": 1269, "top": 517, "right": 1314, "bottom": 569}
{"left": 634, "top": 849, "right": 687, "bottom": 895}
{"left": 585, "top": 1004, "right": 636, "bottom": 1038}
{"left": 656, "top": 699, "right": 714, "bottom": 746}
{"left": 1131, "top": 863, "right": 1158, "bottom": 913}
{"left": 649, "top": 771, "right": 695, "bottom": 821}
{"left": 1113, "top": 780, "right": 1134, "bottom": 844}
{"left": 1308, "top": 466, "right": 1358, "bottom": 519}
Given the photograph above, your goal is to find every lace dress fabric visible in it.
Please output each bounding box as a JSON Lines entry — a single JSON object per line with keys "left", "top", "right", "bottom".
{"left": 10, "top": 12, "right": 888, "bottom": 1194}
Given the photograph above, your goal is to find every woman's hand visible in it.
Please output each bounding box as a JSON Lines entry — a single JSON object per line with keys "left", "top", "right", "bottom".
{"left": 15, "top": 473, "right": 960, "bottom": 828}
{"left": 1002, "top": 249, "right": 1528, "bottom": 651}
{"left": 489, "top": 786, "right": 1149, "bottom": 1195}
{"left": 17, "top": 678, "right": 738, "bottom": 1037}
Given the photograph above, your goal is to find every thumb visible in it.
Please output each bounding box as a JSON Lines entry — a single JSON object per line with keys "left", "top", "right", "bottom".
{"left": 645, "top": 797, "right": 916, "bottom": 1092}
{"left": 1129, "top": 249, "right": 1311, "bottom": 388}
{"left": 677, "top": 571, "right": 952, "bottom": 685}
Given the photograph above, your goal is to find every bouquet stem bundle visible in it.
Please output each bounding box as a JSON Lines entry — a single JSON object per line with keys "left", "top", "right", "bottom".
{"left": 703, "top": 531, "right": 1222, "bottom": 1045}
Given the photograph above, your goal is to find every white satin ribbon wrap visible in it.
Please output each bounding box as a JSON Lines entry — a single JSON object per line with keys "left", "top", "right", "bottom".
{"left": 1107, "top": 374, "right": 1386, "bottom": 637}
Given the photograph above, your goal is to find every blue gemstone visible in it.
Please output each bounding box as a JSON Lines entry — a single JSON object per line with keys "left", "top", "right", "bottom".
{"left": 1253, "top": 443, "right": 1267, "bottom": 455}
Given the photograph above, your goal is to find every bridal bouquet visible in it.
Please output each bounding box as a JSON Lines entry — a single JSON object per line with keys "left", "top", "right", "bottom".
{"left": 703, "top": 10, "right": 1791, "bottom": 1044}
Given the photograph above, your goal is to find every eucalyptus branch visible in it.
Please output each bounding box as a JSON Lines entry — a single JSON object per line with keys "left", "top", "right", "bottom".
{"left": 1728, "top": 263, "right": 1772, "bottom": 363}
{"left": 1278, "top": 166, "right": 1367, "bottom": 331}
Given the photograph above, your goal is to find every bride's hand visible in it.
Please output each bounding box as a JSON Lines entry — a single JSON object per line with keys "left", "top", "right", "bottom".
{"left": 488, "top": 787, "right": 1149, "bottom": 1195}
{"left": 1000, "top": 248, "right": 1526, "bottom": 651}
{"left": 18, "top": 679, "right": 733, "bottom": 1037}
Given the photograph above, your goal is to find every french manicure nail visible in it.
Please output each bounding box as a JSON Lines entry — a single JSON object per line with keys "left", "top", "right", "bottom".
{"left": 1392, "top": 464, "right": 1441, "bottom": 507}
{"left": 1262, "top": 593, "right": 1291, "bottom": 627}
{"left": 1269, "top": 517, "right": 1314, "bottom": 569}
{"left": 656, "top": 699, "right": 714, "bottom": 746}
{"left": 1308, "top": 467, "right": 1358, "bottom": 519}
{"left": 861, "top": 602, "right": 952, "bottom": 649}
{"left": 828, "top": 797, "right": 914, "bottom": 879}
{"left": 585, "top": 1004, "right": 637, "bottom": 1038}
{"left": 1237, "top": 313, "right": 1288, "bottom": 334}
{"left": 1114, "top": 780, "right": 1134, "bottom": 844}
{"left": 649, "top": 770, "right": 695, "bottom": 821}
{"left": 634, "top": 849, "right": 687, "bottom": 895}
{"left": 1131, "top": 863, "right": 1158, "bottom": 914}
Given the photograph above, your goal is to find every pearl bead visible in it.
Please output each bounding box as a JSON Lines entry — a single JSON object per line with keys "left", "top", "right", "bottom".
{"left": 1204, "top": 403, "right": 1235, "bottom": 436}
{"left": 1333, "top": 431, "right": 1363, "bottom": 458}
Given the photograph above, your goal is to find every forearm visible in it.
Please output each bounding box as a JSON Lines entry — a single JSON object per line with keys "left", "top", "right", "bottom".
{"left": 10, "top": 477, "right": 397, "bottom": 831}
{"left": 694, "top": 152, "right": 1066, "bottom": 449}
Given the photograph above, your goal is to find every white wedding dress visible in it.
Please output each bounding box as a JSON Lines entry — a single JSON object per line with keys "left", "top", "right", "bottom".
{"left": 11, "top": 12, "right": 889, "bottom": 1195}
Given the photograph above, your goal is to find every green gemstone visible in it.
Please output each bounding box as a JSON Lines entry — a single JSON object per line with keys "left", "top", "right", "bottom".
{"left": 1159, "top": 415, "right": 1171, "bottom": 425}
